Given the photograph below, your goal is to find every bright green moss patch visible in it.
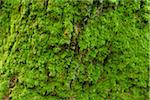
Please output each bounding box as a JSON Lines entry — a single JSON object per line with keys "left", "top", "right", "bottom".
{"left": 0, "top": 0, "right": 149, "bottom": 99}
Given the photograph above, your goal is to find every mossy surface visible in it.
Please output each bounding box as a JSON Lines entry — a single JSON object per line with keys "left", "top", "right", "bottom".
{"left": 0, "top": 0, "right": 149, "bottom": 99}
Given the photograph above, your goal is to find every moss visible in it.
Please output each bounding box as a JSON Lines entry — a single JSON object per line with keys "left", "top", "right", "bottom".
{"left": 0, "top": 0, "right": 149, "bottom": 99}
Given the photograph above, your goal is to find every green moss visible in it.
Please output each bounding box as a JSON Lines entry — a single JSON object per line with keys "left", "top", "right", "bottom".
{"left": 0, "top": 0, "right": 149, "bottom": 99}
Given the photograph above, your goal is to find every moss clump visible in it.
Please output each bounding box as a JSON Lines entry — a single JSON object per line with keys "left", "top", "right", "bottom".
{"left": 0, "top": 0, "right": 149, "bottom": 99}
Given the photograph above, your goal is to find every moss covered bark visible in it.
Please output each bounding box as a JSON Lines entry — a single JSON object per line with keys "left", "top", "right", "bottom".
{"left": 0, "top": 0, "right": 149, "bottom": 99}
